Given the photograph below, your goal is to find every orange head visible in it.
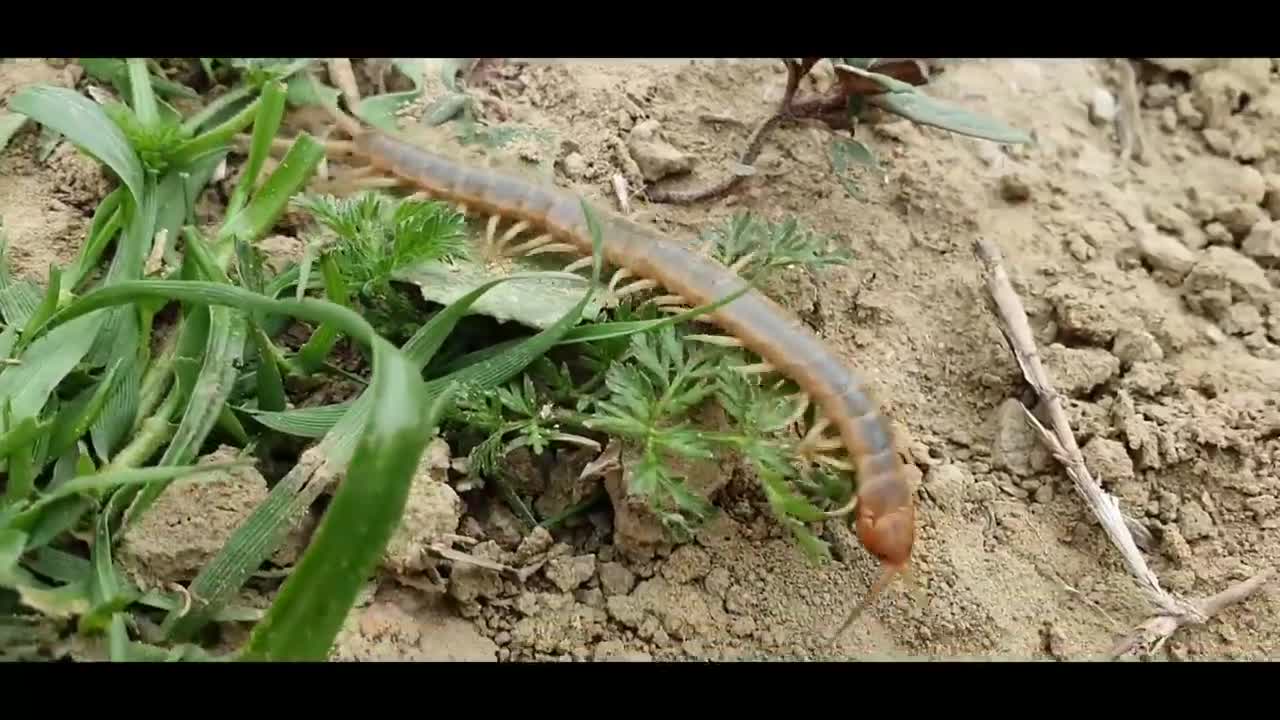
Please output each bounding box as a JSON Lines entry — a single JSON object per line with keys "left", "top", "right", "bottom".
{"left": 853, "top": 484, "right": 916, "bottom": 569}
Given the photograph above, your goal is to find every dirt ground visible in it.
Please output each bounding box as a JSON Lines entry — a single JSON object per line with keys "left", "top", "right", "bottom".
{"left": 2, "top": 58, "right": 1278, "bottom": 661}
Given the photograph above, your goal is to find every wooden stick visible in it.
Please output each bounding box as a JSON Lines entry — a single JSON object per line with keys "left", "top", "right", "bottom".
{"left": 973, "top": 236, "right": 1275, "bottom": 659}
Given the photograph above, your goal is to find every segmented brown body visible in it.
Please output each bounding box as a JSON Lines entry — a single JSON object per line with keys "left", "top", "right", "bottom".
{"left": 350, "top": 129, "right": 915, "bottom": 578}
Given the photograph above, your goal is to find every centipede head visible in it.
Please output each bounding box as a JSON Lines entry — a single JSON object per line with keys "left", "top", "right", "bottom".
{"left": 854, "top": 498, "right": 915, "bottom": 569}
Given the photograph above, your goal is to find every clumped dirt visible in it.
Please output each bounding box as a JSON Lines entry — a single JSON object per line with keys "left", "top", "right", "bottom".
{"left": 3, "top": 58, "right": 1277, "bottom": 661}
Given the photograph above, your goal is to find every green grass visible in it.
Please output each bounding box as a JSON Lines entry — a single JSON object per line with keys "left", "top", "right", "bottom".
{"left": 0, "top": 57, "right": 1026, "bottom": 661}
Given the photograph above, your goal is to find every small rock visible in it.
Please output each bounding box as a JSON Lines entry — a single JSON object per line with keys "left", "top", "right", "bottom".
{"left": 1160, "top": 525, "right": 1194, "bottom": 565}
{"left": 332, "top": 587, "right": 498, "bottom": 662}
{"left": 704, "top": 567, "right": 732, "bottom": 599}
{"left": 660, "top": 545, "right": 712, "bottom": 584}
{"left": 729, "top": 616, "right": 757, "bottom": 638}
{"left": 1176, "top": 93, "right": 1205, "bottom": 129}
{"left": 1203, "top": 221, "right": 1234, "bottom": 246}
{"left": 515, "top": 526, "right": 553, "bottom": 563}
{"left": 562, "top": 152, "right": 588, "bottom": 180}
{"left": 1144, "top": 82, "right": 1176, "bottom": 108}
{"left": 1159, "top": 106, "right": 1179, "bottom": 132}
{"left": 1263, "top": 174, "right": 1280, "bottom": 221}
{"left": 1111, "top": 328, "right": 1164, "bottom": 367}
{"left": 1120, "top": 361, "right": 1171, "bottom": 397}
{"left": 1222, "top": 303, "right": 1264, "bottom": 335}
{"left": 448, "top": 541, "right": 506, "bottom": 604}
{"left": 1042, "top": 344, "right": 1121, "bottom": 396}
{"left": 626, "top": 120, "right": 695, "bottom": 182}
{"left": 544, "top": 554, "right": 597, "bottom": 593}
{"left": 1242, "top": 221, "right": 1280, "bottom": 267}
{"left": 484, "top": 503, "right": 524, "bottom": 551}
{"left": 1034, "top": 484, "right": 1055, "bottom": 504}
{"left": 1134, "top": 226, "right": 1197, "bottom": 279}
{"left": 1179, "top": 501, "right": 1216, "bottom": 540}
{"left": 1052, "top": 289, "right": 1120, "bottom": 346}
{"left": 1089, "top": 88, "right": 1118, "bottom": 125}
{"left": 605, "top": 595, "right": 644, "bottom": 629}
{"left": 1245, "top": 495, "right": 1278, "bottom": 520}
{"left": 1217, "top": 204, "right": 1267, "bottom": 240}
{"left": 999, "top": 172, "right": 1032, "bottom": 203}
{"left": 598, "top": 561, "right": 637, "bottom": 596}
{"left": 575, "top": 587, "right": 606, "bottom": 610}
{"left": 1081, "top": 437, "right": 1135, "bottom": 486}
{"left": 992, "top": 399, "right": 1051, "bottom": 477}
{"left": 1182, "top": 246, "right": 1274, "bottom": 321}
{"left": 1202, "top": 128, "right": 1233, "bottom": 156}
{"left": 923, "top": 464, "right": 970, "bottom": 510}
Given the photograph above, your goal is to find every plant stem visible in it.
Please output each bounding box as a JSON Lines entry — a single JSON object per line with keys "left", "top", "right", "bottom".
{"left": 109, "top": 386, "right": 181, "bottom": 471}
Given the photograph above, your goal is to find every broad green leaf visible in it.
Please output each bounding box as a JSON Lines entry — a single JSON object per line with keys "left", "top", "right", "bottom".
{"left": 395, "top": 257, "right": 600, "bottom": 330}
{"left": 8, "top": 85, "right": 146, "bottom": 204}
{"left": 0, "top": 279, "right": 43, "bottom": 327}
{"left": 244, "top": 402, "right": 351, "bottom": 438}
{"left": 0, "top": 311, "right": 105, "bottom": 428}
{"left": 872, "top": 91, "right": 1032, "bottom": 145}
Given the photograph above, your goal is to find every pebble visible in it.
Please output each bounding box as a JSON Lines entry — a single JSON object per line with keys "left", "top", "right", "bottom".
{"left": 1179, "top": 501, "right": 1216, "bottom": 540}
{"left": 1089, "top": 88, "right": 1118, "bottom": 126}
{"left": 1143, "top": 83, "right": 1176, "bottom": 108}
{"left": 1112, "top": 328, "right": 1164, "bottom": 367}
{"left": 1242, "top": 221, "right": 1280, "bottom": 266}
{"left": 999, "top": 172, "right": 1033, "bottom": 203}
{"left": 562, "top": 152, "right": 588, "bottom": 180}
{"left": 598, "top": 561, "right": 637, "bottom": 596}
{"left": 1034, "top": 484, "right": 1055, "bottom": 504}
{"left": 1134, "top": 226, "right": 1197, "bottom": 279}
{"left": 1159, "top": 107, "right": 1179, "bottom": 132}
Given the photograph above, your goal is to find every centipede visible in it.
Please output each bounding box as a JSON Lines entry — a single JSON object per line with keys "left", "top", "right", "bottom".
{"left": 320, "top": 108, "right": 915, "bottom": 641}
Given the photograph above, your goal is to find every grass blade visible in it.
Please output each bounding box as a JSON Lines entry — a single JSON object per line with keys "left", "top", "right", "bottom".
{"left": 168, "top": 96, "right": 261, "bottom": 169}
{"left": 218, "top": 134, "right": 325, "bottom": 246}
{"left": 238, "top": 354, "right": 446, "bottom": 661}
{"left": 243, "top": 403, "right": 349, "bottom": 438}
{"left": 226, "top": 80, "right": 287, "bottom": 218}
{"left": 0, "top": 311, "right": 105, "bottom": 428}
{"left": 8, "top": 85, "right": 146, "bottom": 205}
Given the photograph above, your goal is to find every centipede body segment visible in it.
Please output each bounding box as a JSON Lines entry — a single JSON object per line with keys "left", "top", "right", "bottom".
{"left": 342, "top": 126, "right": 917, "bottom": 628}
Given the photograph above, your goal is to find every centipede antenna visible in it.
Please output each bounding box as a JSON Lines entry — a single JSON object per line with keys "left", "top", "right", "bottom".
{"left": 652, "top": 294, "right": 686, "bottom": 307}
{"left": 827, "top": 564, "right": 902, "bottom": 647}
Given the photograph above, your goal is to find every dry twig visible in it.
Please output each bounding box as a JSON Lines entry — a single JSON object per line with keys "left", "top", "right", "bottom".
{"left": 973, "top": 236, "right": 1275, "bottom": 659}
